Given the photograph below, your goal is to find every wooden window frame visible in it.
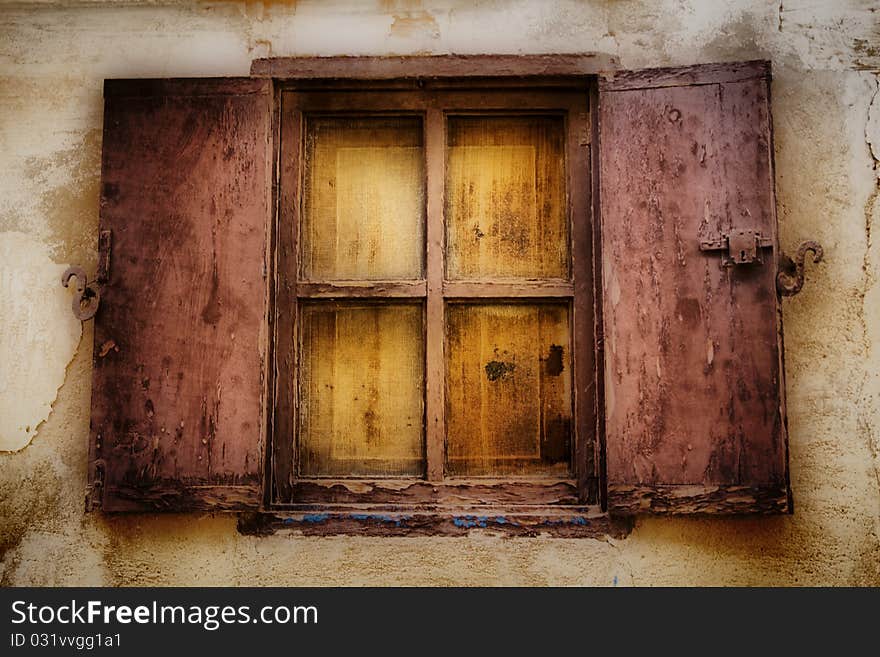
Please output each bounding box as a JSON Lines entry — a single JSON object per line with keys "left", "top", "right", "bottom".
{"left": 260, "top": 57, "right": 619, "bottom": 535}
{"left": 90, "top": 56, "right": 787, "bottom": 532}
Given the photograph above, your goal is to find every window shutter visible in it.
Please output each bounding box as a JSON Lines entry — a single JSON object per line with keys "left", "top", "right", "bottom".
{"left": 88, "top": 79, "right": 273, "bottom": 511}
{"left": 598, "top": 61, "right": 791, "bottom": 514}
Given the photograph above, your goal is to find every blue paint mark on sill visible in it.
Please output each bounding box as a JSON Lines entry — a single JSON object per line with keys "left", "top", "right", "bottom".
{"left": 453, "top": 516, "right": 486, "bottom": 528}
{"left": 301, "top": 513, "right": 330, "bottom": 523}
{"left": 452, "top": 515, "right": 520, "bottom": 529}
{"left": 282, "top": 513, "right": 591, "bottom": 530}
{"left": 349, "top": 514, "right": 411, "bottom": 527}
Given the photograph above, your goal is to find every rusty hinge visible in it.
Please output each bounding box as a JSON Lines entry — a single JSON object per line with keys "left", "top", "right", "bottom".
{"left": 61, "top": 230, "right": 111, "bottom": 321}
{"left": 85, "top": 458, "right": 106, "bottom": 512}
{"left": 699, "top": 229, "right": 773, "bottom": 266}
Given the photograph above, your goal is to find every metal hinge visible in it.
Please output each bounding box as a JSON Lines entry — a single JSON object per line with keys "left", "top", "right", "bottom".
{"left": 85, "top": 458, "right": 106, "bottom": 512}
{"left": 61, "top": 230, "right": 111, "bottom": 321}
{"left": 699, "top": 229, "right": 773, "bottom": 266}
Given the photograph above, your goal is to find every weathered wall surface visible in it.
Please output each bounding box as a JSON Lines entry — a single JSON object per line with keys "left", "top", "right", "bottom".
{"left": 1, "top": 0, "right": 878, "bottom": 586}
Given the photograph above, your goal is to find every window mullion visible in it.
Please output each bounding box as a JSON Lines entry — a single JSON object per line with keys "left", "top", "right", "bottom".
{"left": 425, "top": 107, "right": 446, "bottom": 482}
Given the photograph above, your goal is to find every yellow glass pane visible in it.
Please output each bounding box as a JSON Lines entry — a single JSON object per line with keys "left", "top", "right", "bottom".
{"left": 298, "top": 303, "right": 424, "bottom": 477}
{"left": 446, "top": 304, "right": 572, "bottom": 477}
{"left": 302, "top": 116, "right": 425, "bottom": 280}
{"left": 445, "top": 115, "right": 568, "bottom": 280}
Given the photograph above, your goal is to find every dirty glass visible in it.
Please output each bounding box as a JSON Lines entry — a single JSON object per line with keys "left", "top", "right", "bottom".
{"left": 301, "top": 116, "right": 425, "bottom": 280}
{"left": 445, "top": 115, "right": 568, "bottom": 280}
{"left": 298, "top": 303, "right": 425, "bottom": 477}
{"left": 445, "top": 303, "right": 572, "bottom": 477}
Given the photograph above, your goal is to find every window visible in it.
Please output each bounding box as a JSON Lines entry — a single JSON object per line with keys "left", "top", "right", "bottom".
{"left": 86, "top": 58, "right": 792, "bottom": 532}
{"left": 270, "top": 86, "right": 596, "bottom": 509}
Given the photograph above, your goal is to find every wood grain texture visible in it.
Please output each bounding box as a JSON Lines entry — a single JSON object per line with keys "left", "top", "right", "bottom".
{"left": 251, "top": 54, "right": 618, "bottom": 79}
{"left": 284, "top": 478, "right": 579, "bottom": 506}
{"left": 297, "top": 281, "right": 426, "bottom": 298}
{"left": 102, "top": 484, "right": 262, "bottom": 513}
{"left": 271, "top": 91, "right": 301, "bottom": 503}
{"left": 598, "top": 61, "right": 789, "bottom": 515}
{"left": 589, "top": 80, "right": 607, "bottom": 509}
{"left": 442, "top": 281, "right": 573, "bottom": 298}
{"left": 92, "top": 78, "right": 272, "bottom": 512}
{"left": 104, "top": 78, "right": 269, "bottom": 97}
{"left": 446, "top": 304, "right": 572, "bottom": 477}
{"left": 445, "top": 115, "right": 568, "bottom": 280}
{"left": 599, "top": 60, "right": 769, "bottom": 91}
{"left": 607, "top": 484, "right": 788, "bottom": 515}
{"left": 425, "top": 108, "right": 446, "bottom": 482}
{"left": 286, "top": 89, "right": 588, "bottom": 112}
{"left": 568, "top": 107, "right": 597, "bottom": 503}
{"left": 262, "top": 81, "right": 283, "bottom": 509}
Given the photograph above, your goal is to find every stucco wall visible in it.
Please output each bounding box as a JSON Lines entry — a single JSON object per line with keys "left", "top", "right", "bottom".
{"left": 1, "top": 0, "right": 878, "bottom": 586}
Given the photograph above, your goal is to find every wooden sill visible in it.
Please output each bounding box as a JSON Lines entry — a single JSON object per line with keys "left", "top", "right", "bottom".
{"left": 237, "top": 506, "right": 633, "bottom": 538}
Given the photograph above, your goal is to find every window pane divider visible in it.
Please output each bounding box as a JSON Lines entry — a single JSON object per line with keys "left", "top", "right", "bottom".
{"left": 425, "top": 108, "right": 446, "bottom": 482}
{"left": 443, "top": 281, "right": 574, "bottom": 298}
{"left": 296, "top": 281, "right": 427, "bottom": 298}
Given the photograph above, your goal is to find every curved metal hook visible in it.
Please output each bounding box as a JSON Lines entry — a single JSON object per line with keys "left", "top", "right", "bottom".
{"left": 777, "top": 240, "right": 824, "bottom": 297}
{"left": 61, "top": 266, "right": 86, "bottom": 293}
{"left": 61, "top": 266, "right": 101, "bottom": 321}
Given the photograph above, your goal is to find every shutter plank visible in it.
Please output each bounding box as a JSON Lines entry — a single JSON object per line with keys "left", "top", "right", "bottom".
{"left": 90, "top": 78, "right": 272, "bottom": 511}
{"left": 598, "top": 61, "right": 790, "bottom": 514}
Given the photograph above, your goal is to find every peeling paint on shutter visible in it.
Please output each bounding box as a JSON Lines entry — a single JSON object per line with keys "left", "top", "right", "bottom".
{"left": 598, "top": 61, "right": 791, "bottom": 514}
{"left": 88, "top": 78, "right": 272, "bottom": 511}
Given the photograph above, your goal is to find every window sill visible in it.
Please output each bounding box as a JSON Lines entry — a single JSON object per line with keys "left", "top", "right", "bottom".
{"left": 237, "top": 507, "right": 633, "bottom": 538}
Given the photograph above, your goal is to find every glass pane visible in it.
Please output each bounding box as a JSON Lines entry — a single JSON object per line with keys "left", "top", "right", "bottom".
{"left": 445, "top": 115, "right": 568, "bottom": 280}
{"left": 446, "top": 304, "right": 572, "bottom": 477}
{"left": 302, "top": 116, "right": 425, "bottom": 280}
{"left": 298, "top": 303, "right": 425, "bottom": 477}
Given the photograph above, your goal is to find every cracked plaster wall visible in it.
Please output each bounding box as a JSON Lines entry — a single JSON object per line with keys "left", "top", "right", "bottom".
{"left": 0, "top": 0, "right": 878, "bottom": 586}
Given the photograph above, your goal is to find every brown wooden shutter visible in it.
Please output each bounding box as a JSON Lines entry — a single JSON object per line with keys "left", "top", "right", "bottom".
{"left": 88, "top": 79, "right": 273, "bottom": 512}
{"left": 598, "top": 61, "right": 791, "bottom": 514}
